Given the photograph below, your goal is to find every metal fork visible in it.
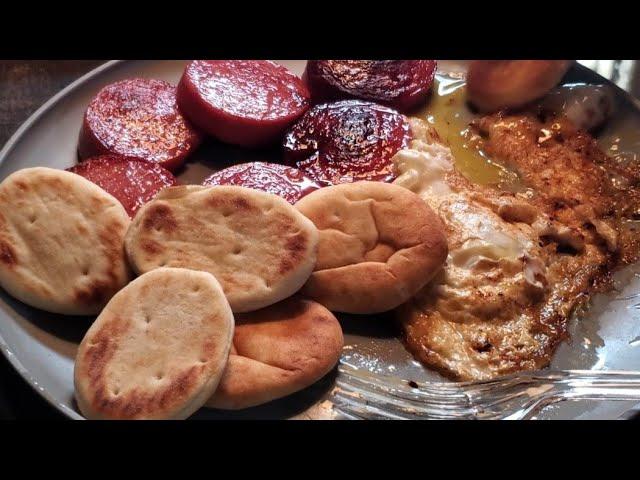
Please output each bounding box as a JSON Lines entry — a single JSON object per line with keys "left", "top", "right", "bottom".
{"left": 331, "top": 363, "right": 640, "bottom": 420}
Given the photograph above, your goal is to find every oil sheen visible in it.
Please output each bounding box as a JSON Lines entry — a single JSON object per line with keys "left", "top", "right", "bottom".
{"left": 418, "top": 74, "right": 519, "bottom": 188}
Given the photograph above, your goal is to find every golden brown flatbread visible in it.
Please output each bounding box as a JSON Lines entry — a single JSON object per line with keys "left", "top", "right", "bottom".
{"left": 295, "top": 181, "right": 447, "bottom": 313}
{"left": 207, "top": 297, "right": 343, "bottom": 410}
{"left": 0, "top": 167, "right": 130, "bottom": 315}
{"left": 125, "top": 185, "right": 318, "bottom": 312}
{"left": 74, "top": 268, "right": 234, "bottom": 420}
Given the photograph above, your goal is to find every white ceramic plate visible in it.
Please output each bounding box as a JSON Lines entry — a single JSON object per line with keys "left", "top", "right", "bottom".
{"left": 1, "top": 60, "right": 640, "bottom": 420}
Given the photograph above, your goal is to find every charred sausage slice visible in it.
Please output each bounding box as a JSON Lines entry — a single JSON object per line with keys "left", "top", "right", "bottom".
{"left": 202, "top": 162, "right": 320, "bottom": 204}
{"left": 283, "top": 100, "right": 411, "bottom": 186}
{"left": 78, "top": 78, "right": 202, "bottom": 172}
{"left": 303, "top": 60, "right": 437, "bottom": 112}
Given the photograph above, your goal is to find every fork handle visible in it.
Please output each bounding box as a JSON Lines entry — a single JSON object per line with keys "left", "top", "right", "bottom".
{"left": 558, "top": 370, "right": 640, "bottom": 400}
{"left": 514, "top": 370, "right": 640, "bottom": 419}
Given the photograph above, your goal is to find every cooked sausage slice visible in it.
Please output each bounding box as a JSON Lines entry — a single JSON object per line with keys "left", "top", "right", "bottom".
{"left": 78, "top": 78, "right": 202, "bottom": 172}
{"left": 303, "top": 60, "right": 437, "bottom": 112}
{"left": 283, "top": 100, "right": 410, "bottom": 185}
{"left": 68, "top": 155, "right": 178, "bottom": 217}
{"left": 202, "top": 162, "right": 320, "bottom": 204}
{"left": 177, "top": 60, "right": 310, "bottom": 148}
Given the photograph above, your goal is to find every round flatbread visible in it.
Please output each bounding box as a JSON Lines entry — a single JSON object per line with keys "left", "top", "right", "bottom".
{"left": 74, "top": 267, "right": 234, "bottom": 420}
{"left": 206, "top": 296, "right": 343, "bottom": 410}
{"left": 295, "top": 181, "right": 448, "bottom": 314}
{"left": 125, "top": 185, "right": 319, "bottom": 313}
{"left": 0, "top": 167, "right": 130, "bottom": 315}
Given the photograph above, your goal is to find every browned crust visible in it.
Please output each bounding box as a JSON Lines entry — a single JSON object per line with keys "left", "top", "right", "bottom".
{"left": 296, "top": 182, "right": 448, "bottom": 313}
{"left": 207, "top": 297, "right": 343, "bottom": 410}
{"left": 400, "top": 114, "right": 640, "bottom": 380}
{"left": 141, "top": 203, "right": 178, "bottom": 233}
{"left": 76, "top": 313, "right": 211, "bottom": 419}
{"left": 0, "top": 168, "right": 130, "bottom": 315}
{"left": 279, "top": 231, "right": 309, "bottom": 275}
{"left": 125, "top": 185, "right": 318, "bottom": 312}
{"left": 75, "top": 268, "right": 233, "bottom": 419}
{"left": 141, "top": 239, "right": 163, "bottom": 255}
{"left": 397, "top": 300, "right": 569, "bottom": 381}
{"left": 0, "top": 241, "right": 16, "bottom": 267}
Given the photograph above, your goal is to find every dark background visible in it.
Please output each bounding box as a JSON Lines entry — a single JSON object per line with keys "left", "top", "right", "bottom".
{"left": 1, "top": 60, "right": 639, "bottom": 420}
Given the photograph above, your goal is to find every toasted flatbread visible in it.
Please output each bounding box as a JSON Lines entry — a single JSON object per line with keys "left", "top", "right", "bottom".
{"left": 295, "top": 181, "right": 447, "bottom": 313}
{"left": 206, "top": 297, "right": 343, "bottom": 410}
{"left": 0, "top": 167, "right": 130, "bottom": 315}
{"left": 125, "top": 185, "right": 318, "bottom": 312}
{"left": 74, "top": 267, "right": 234, "bottom": 420}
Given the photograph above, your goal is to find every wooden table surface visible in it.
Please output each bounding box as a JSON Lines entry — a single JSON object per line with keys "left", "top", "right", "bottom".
{"left": 1, "top": 60, "right": 639, "bottom": 420}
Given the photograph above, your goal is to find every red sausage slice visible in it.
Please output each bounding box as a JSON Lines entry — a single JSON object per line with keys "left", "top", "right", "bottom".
{"left": 303, "top": 60, "right": 437, "bottom": 112}
{"left": 177, "top": 60, "right": 310, "bottom": 148}
{"left": 283, "top": 100, "right": 411, "bottom": 186}
{"left": 78, "top": 78, "right": 202, "bottom": 172}
{"left": 67, "top": 155, "right": 178, "bottom": 217}
{"left": 202, "top": 162, "right": 320, "bottom": 204}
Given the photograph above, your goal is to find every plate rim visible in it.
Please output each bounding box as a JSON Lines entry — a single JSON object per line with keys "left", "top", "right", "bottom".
{"left": 0, "top": 60, "right": 639, "bottom": 420}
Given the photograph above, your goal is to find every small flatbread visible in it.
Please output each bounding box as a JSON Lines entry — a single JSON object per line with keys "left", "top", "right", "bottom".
{"left": 74, "top": 268, "right": 234, "bottom": 420}
{"left": 0, "top": 167, "right": 130, "bottom": 315}
{"left": 206, "top": 296, "right": 343, "bottom": 410}
{"left": 295, "top": 181, "right": 448, "bottom": 314}
{"left": 125, "top": 185, "right": 318, "bottom": 313}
